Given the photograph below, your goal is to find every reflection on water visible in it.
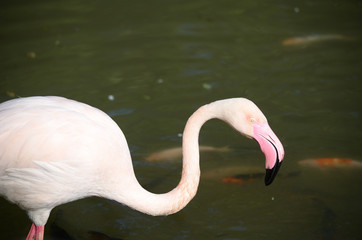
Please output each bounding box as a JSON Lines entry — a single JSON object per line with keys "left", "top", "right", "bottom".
{"left": 0, "top": 0, "right": 361, "bottom": 239}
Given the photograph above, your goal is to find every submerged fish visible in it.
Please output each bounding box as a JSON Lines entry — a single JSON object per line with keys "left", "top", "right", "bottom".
{"left": 298, "top": 158, "right": 362, "bottom": 169}
{"left": 202, "top": 165, "right": 263, "bottom": 180}
{"left": 220, "top": 170, "right": 300, "bottom": 185}
{"left": 221, "top": 172, "right": 265, "bottom": 184}
{"left": 282, "top": 34, "right": 354, "bottom": 46}
{"left": 145, "top": 145, "right": 231, "bottom": 162}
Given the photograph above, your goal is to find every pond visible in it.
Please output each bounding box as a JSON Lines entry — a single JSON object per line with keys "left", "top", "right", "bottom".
{"left": 0, "top": 0, "right": 361, "bottom": 239}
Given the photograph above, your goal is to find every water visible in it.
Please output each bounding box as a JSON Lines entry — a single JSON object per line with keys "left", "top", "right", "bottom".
{"left": 0, "top": 0, "right": 361, "bottom": 239}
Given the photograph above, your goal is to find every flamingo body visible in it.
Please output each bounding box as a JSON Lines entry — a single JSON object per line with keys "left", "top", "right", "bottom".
{"left": 0, "top": 96, "right": 284, "bottom": 240}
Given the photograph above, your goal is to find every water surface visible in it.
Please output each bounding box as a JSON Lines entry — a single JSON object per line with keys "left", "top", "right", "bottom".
{"left": 0, "top": 0, "right": 361, "bottom": 239}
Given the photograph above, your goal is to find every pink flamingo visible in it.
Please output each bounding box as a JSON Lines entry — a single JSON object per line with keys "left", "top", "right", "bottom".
{"left": 0, "top": 96, "right": 284, "bottom": 240}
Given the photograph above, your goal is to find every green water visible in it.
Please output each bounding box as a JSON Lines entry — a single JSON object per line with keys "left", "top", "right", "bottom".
{"left": 0, "top": 0, "right": 361, "bottom": 239}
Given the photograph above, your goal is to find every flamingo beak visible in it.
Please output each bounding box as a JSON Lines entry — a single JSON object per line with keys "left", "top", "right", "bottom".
{"left": 253, "top": 122, "right": 284, "bottom": 186}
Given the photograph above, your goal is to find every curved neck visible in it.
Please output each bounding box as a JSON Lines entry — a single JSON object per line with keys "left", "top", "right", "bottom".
{"left": 110, "top": 104, "right": 215, "bottom": 216}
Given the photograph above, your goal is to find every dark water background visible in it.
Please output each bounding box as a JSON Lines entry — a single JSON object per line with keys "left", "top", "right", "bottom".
{"left": 0, "top": 0, "right": 361, "bottom": 239}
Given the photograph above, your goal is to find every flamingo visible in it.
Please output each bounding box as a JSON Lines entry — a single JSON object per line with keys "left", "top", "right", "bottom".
{"left": 0, "top": 96, "right": 284, "bottom": 240}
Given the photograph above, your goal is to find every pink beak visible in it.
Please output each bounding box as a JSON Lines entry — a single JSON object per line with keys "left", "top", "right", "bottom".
{"left": 253, "top": 122, "right": 285, "bottom": 185}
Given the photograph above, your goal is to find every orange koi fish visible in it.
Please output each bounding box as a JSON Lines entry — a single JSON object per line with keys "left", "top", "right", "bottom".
{"left": 282, "top": 34, "right": 354, "bottom": 46}
{"left": 145, "top": 145, "right": 231, "bottom": 162}
{"left": 222, "top": 173, "right": 265, "bottom": 184}
{"left": 298, "top": 158, "right": 362, "bottom": 169}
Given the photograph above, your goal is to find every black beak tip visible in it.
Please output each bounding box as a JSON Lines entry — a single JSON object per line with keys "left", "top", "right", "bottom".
{"left": 265, "top": 161, "right": 282, "bottom": 186}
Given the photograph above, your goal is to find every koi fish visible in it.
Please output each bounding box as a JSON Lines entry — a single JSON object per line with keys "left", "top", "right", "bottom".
{"left": 298, "top": 158, "right": 362, "bottom": 169}
{"left": 282, "top": 34, "right": 354, "bottom": 46}
{"left": 221, "top": 172, "right": 265, "bottom": 184}
{"left": 201, "top": 166, "right": 263, "bottom": 180}
{"left": 219, "top": 170, "right": 300, "bottom": 185}
{"left": 145, "top": 145, "right": 231, "bottom": 162}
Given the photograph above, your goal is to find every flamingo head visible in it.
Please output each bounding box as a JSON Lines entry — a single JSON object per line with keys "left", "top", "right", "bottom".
{"left": 252, "top": 121, "right": 284, "bottom": 185}
{"left": 215, "top": 98, "right": 285, "bottom": 185}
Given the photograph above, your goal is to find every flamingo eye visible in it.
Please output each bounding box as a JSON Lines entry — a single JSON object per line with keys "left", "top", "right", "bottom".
{"left": 250, "top": 118, "right": 256, "bottom": 123}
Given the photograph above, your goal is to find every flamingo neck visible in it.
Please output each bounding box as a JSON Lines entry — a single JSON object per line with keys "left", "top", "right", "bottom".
{"left": 171, "top": 104, "right": 211, "bottom": 212}
{"left": 111, "top": 104, "right": 214, "bottom": 216}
